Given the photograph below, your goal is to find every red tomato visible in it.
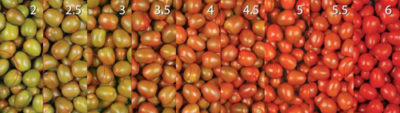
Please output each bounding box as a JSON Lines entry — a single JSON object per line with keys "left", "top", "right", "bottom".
{"left": 360, "top": 83, "right": 378, "bottom": 100}
{"left": 362, "top": 16, "right": 381, "bottom": 34}
{"left": 372, "top": 43, "right": 393, "bottom": 60}
{"left": 369, "top": 68, "right": 386, "bottom": 88}
{"left": 367, "top": 99, "right": 384, "bottom": 113}
{"left": 380, "top": 83, "right": 398, "bottom": 101}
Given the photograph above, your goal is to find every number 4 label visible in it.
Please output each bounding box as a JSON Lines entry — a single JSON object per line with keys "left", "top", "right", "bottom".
{"left": 207, "top": 5, "right": 214, "bottom": 14}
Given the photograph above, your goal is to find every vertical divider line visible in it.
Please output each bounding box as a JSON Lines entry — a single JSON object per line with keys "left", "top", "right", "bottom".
{"left": 41, "top": 0, "right": 45, "bottom": 112}
{"left": 130, "top": 0, "right": 134, "bottom": 112}
{"left": 218, "top": 0, "right": 223, "bottom": 102}
{"left": 173, "top": 0, "right": 178, "bottom": 112}
{"left": 84, "top": 1, "right": 88, "bottom": 113}
{"left": 263, "top": 0, "right": 268, "bottom": 105}
{"left": 174, "top": 1, "right": 178, "bottom": 112}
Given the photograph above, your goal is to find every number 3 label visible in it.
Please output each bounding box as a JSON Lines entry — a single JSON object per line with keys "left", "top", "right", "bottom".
{"left": 119, "top": 5, "right": 125, "bottom": 15}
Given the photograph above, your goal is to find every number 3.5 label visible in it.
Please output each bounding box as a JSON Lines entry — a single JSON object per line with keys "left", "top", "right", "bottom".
{"left": 155, "top": 5, "right": 170, "bottom": 15}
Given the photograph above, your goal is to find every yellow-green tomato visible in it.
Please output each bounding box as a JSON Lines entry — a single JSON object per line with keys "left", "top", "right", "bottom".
{"left": 22, "top": 69, "right": 41, "bottom": 87}
{"left": 12, "top": 51, "right": 31, "bottom": 72}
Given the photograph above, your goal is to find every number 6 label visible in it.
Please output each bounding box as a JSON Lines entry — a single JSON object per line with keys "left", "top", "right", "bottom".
{"left": 385, "top": 6, "right": 392, "bottom": 15}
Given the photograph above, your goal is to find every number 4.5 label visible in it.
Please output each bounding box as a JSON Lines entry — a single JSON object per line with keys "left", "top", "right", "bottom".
{"left": 243, "top": 5, "right": 259, "bottom": 15}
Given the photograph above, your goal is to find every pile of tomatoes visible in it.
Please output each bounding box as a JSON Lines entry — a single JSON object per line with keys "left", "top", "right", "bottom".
{"left": 174, "top": 0, "right": 400, "bottom": 112}
{"left": 353, "top": 0, "right": 400, "bottom": 113}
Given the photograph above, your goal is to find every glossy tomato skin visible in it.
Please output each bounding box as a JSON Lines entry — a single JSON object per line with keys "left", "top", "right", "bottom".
{"left": 360, "top": 83, "right": 378, "bottom": 100}
{"left": 380, "top": 83, "right": 398, "bottom": 101}
{"left": 384, "top": 104, "right": 400, "bottom": 113}
{"left": 367, "top": 99, "right": 384, "bottom": 113}
{"left": 369, "top": 68, "right": 386, "bottom": 88}
{"left": 277, "top": 83, "right": 295, "bottom": 102}
{"left": 317, "top": 98, "right": 338, "bottom": 113}
{"left": 362, "top": 16, "right": 381, "bottom": 34}
{"left": 336, "top": 92, "right": 355, "bottom": 110}
{"left": 238, "top": 50, "right": 257, "bottom": 66}
{"left": 372, "top": 43, "right": 393, "bottom": 60}
{"left": 358, "top": 53, "right": 377, "bottom": 72}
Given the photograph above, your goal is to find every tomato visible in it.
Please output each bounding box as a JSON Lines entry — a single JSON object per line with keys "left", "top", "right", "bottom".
{"left": 336, "top": 92, "right": 355, "bottom": 110}
{"left": 384, "top": 104, "right": 400, "bottom": 113}
{"left": 358, "top": 53, "right": 377, "bottom": 71}
{"left": 324, "top": 32, "right": 341, "bottom": 51}
{"left": 239, "top": 83, "right": 257, "bottom": 98}
{"left": 362, "top": 16, "right": 381, "bottom": 34}
{"left": 370, "top": 68, "right": 386, "bottom": 88}
{"left": 240, "top": 66, "right": 260, "bottom": 82}
{"left": 276, "top": 10, "right": 296, "bottom": 26}
{"left": 267, "top": 24, "right": 283, "bottom": 42}
{"left": 378, "top": 7, "right": 400, "bottom": 25}
{"left": 380, "top": 83, "right": 398, "bottom": 101}
{"left": 182, "top": 84, "right": 201, "bottom": 104}
{"left": 359, "top": 83, "right": 378, "bottom": 100}
{"left": 287, "top": 71, "right": 306, "bottom": 85}
{"left": 313, "top": 16, "right": 329, "bottom": 31}
{"left": 367, "top": 99, "right": 384, "bottom": 113}
{"left": 322, "top": 52, "right": 339, "bottom": 69}
{"left": 318, "top": 98, "right": 338, "bottom": 113}
{"left": 264, "top": 63, "right": 283, "bottom": 78}
{"left": 309, "top": 65, "right": 330, "bottom": 80}
{"left": 326, "top": 79, "right": 341, "bottom": 97}
{"left": 278, "top": 53, "right": 297, "bottom": 70}
{"left": 285, "top": 26, "right": 302, "bottom": 44}
{"left": 201, "top": 83, "right": 220, "bottom": 102}
{"left": 264, "top": 85, "right": 277, "bottom": 102}
{"left": 387, "top": 31, "right": 400, "bottom": 46}
{"left": 277, "top": 83, "right": 295, "bottom": 102}
{"left": 238, "top": 50, "right": 257, "bottom": 66}
{"left": 281, "top": 0, "right": 295, "bottom": 9}
{"left": 372, "top": 43, "right": 393, "bottom": 60}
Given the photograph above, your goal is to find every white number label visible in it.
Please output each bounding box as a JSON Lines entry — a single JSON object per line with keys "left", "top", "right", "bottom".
{"left": 333, "top": 5, "right": 339, "bottom": 15}
{"left": 253, "top": 5, "right": 259, "bottom": 14}
{"left": 297, "top": 5, "right": 303, "bottom": 15}
{"left": 243, "top": 5, "right": 250, "bottom": 14}
{"left": 30, "top": 6, "right": 37, "bottom": 15}
{"left": 243, "top": 5, "right": 259, "bottom": 15}
{"left": 155, "top": 5, "right": 170, "bottom": 15}
{"left": 75, "top": 6, "right": 81, "bottom": 15}
{"left": 341, "top": 5, "right": 348, "bottom": 15}
{"left": 155, "top": 5, "right": 162, "bottom": 15}
{"left": 66, "top": 6, "right": 72, "bottom": 15}
{"left": 333, "top": 5, "right": 348, "bottom": 15}
{"left": 119, "top": 5, "right": 125, "bottom": 15}
{"left": 66, "top": 6, "right": 82, "bottom": 15}
{"left": 164, "top": 5, "right": 170, "bottom": 15}
{"left": 385, "top": 5, "right": 392, "bottom": 15}
{"left": 207, "top": 5, "right": 214, "bottom": 14}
